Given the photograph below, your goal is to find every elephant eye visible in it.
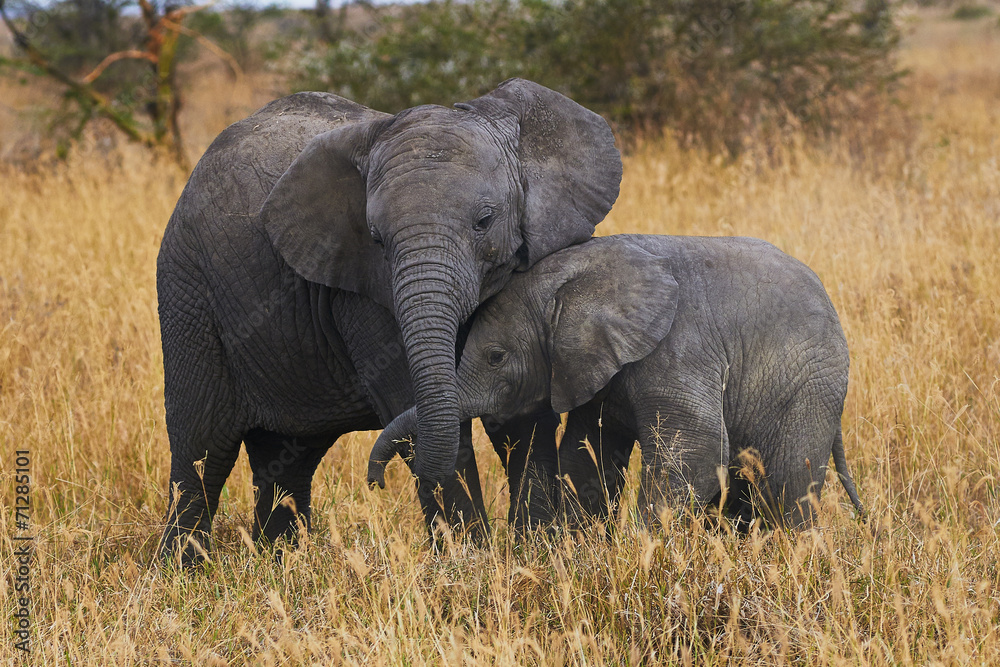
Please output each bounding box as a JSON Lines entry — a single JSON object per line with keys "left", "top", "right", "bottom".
{"left": 370, "top": 227, "right": 384, "bottom": 247}
{"left": 475, "top": 209, "right": 494, "bottom": 231}
{"left": 487, "top": 348, "right": 506, "bottom": 367}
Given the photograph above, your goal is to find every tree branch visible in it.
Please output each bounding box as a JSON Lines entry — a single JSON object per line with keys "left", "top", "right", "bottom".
{"left": 0, "top": 3, "right": 157, "bottom": 146}
{"left": 81, "top": 50, "right": 159, "bottom": 84}
{"left": 163, "top": 19, "right": 245, "bottom": 83}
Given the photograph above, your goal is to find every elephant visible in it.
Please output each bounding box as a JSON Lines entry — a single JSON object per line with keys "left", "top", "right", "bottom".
{"left": 155, "top": 79, "right": 622, "bottom": 563}
{"left": 368, "top": 234, "right": 865, "bottom": 529}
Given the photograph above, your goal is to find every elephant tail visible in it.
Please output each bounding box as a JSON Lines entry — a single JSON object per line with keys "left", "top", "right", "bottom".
{"left": 368, "top": 407, "right": 418, "bottom": 489}
{"left": 832, "top": 427, "right": 865, "bottom": 519}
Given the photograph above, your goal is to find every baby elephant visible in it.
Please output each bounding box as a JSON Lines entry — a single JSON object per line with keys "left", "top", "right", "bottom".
{"left": 369, "top": 234, "right": 863, "bottom": 528}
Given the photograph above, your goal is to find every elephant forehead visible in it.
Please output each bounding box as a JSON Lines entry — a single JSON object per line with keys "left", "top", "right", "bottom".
{"left": 477, "top": 286, "right": 536, "bottom": 330}
{"left": 375, "top": 111, "right": 514, "bottom": 169}
{"left": 368, "top": 161, "right": 510, "bottom": 218}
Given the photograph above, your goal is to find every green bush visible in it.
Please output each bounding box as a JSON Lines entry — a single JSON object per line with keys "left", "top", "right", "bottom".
{"left": 277, "top": 0, "right": 902, "bottom": 152}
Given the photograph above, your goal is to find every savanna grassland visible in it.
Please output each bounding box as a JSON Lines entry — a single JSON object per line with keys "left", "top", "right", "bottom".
{"left": 1, "top": 11, "right": 999, "bottom": 665}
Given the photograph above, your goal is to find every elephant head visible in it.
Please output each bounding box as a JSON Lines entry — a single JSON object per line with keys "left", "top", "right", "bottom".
{"left": 260, "top": 79, "right": 622, "bottom": 485}
{"left": 367, "top": 237, "right": 678, "bottom": 490}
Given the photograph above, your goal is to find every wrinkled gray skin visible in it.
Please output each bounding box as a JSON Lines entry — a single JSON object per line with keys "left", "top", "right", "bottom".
{"left": 369, "top": 235, "right": 864, "bottom": 528}
{"left": 156, "top": 79, "right": 622, "bottom": 563}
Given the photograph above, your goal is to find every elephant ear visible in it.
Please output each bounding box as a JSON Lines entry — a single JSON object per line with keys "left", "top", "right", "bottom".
{"left": 457, "top": 79, "right": 622, "bottom": 267}
{"left": 545, "top": 238, "right": 679, "bottom": 414}
{"left": 261, "top": 112, "right": 395, "bottom": 308}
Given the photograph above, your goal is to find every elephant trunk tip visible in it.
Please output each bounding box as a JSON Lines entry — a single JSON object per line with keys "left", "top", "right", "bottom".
{"left": 367, "top": 460, "right": 387, "bottom": 490}
{"left": 368, "top": 425, "right": 416, "bottom": 490}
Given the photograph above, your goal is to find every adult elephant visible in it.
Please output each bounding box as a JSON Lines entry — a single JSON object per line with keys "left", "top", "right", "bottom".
{"left": 156, "top": 79, "right": 622, "bottom": 563}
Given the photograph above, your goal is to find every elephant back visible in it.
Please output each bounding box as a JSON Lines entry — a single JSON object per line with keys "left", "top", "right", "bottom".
{"left": 172, "top": 93, "right": 389, "bottom": 229}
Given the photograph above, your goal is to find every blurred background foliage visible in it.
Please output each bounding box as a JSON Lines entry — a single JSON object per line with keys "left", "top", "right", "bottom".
{"left": 11, "top": 0, "right": 142, "bottom": 74}
{"left": 5, "top": 0, "right": 990, "bottom": 161}
{"left": 284, "top": 0, "right": 902, "bottom": 154}
{"left": 0, "top": 0, "right": 153, "bottom": 155}
{"left": 0, "top": 0, "right": 215, "bottom": 161}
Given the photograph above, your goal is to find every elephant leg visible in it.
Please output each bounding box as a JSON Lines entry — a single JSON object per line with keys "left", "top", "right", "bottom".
{"left": 636, "top": 396, "right": 730, "bottom": 529}
{"left": 725, "top": 442, "right": 804, "bottom": 530}
{"left": 158, "top": 425, "right": 243, "bottom": 566}
{"left": 485, "top": 408, "right": 561, "bottom": 531}
{"left": 244, "top": 429, "right": 335, "bottom": 545}
{"left": 723, "top": 458, "right": 767, "bottom": 532}
{"left": 157, "top": 314, "right": 244, "bottom": 566}
{"left": 415, "top": 419, "right": 490, "bottom": 545}
{"left": 740, "top": 388, "right": 841, "bottom": 529}
{"left": 559, "top": 400, "right": 635, "bottom": 528}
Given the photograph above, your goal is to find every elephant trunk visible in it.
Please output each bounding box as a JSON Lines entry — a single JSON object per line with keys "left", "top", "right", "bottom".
{"left": 368, "top": 376, "right": 484, "bottom": 489}
{"left": 391, "top": 238, "right": 475, "bottom": 487}
{"left": 367, "top": 405, "right": 418, "bottom": 489}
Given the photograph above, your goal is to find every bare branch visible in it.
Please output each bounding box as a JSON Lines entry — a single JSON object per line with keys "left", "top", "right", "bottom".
{"left": 163, "top": 19, "right": 245, "bottom": 83}
{"left": 137, "top": 0, "right": 157, "bottom": 30}
{"left": 168, "top": 4, "right": 212, "bottom": 21}
{"left": 81, "top": 50, "right": 159, "bottom": 84}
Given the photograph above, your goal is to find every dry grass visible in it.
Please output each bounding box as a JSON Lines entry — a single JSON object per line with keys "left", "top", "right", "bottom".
{"left": 2, "top": 13, "right": 999, "bottom": 666}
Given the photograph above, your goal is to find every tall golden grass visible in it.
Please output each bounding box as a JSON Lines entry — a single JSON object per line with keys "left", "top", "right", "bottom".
{"left": 1, "top": 12, "right": 998, "bottom": 665}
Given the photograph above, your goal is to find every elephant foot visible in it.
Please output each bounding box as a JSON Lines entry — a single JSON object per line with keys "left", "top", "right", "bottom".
{"left": 508, "top": 464, "right": 562, "bottom": 534}
{"left": 252, "top": 481, "right": 314, "bottom": 551}
{"left": 417, "top": 480, "right": 491, "bottom": 550}
{"left": 158, "top": 525, "right": 213, "bottom": 568}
